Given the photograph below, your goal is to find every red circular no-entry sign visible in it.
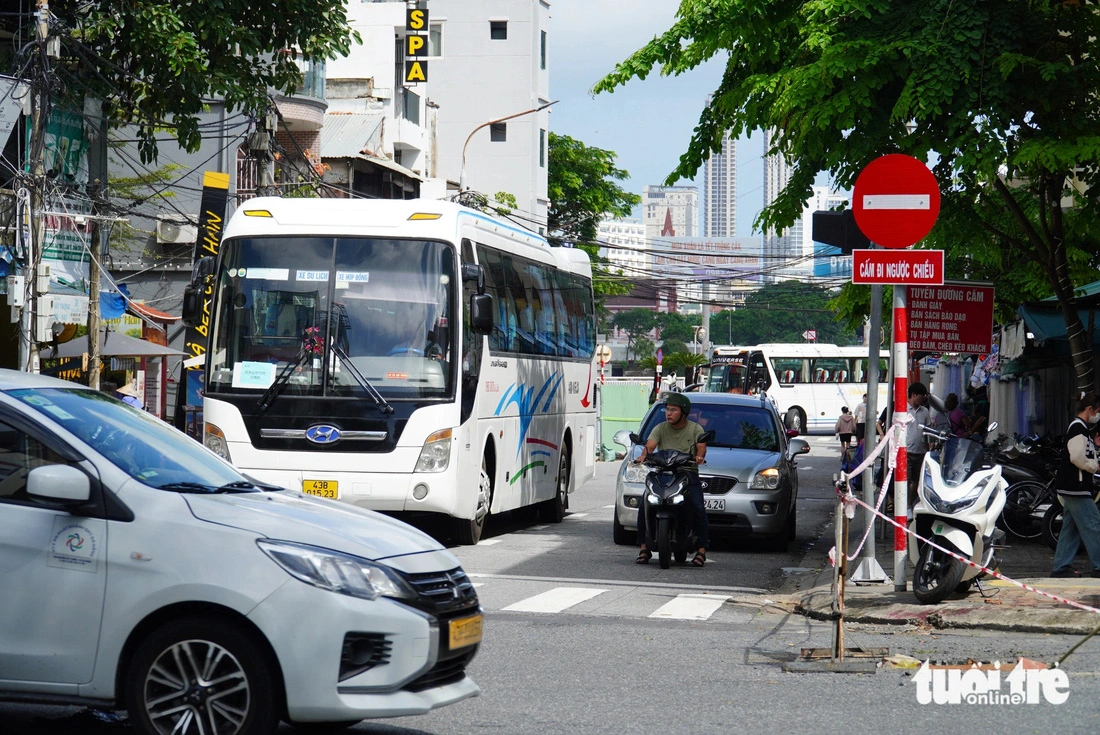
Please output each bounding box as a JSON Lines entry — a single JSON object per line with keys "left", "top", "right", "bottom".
{"left": 852, "top": 154, "right": 941, "bottom": 249}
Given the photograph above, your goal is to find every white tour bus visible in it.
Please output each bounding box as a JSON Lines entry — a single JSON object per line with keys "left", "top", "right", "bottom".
{"left": 186, "top": 197, "right": 597, "bottom": 544}
{"left": 707, "top": 344, "right": 889, "bottom": 434}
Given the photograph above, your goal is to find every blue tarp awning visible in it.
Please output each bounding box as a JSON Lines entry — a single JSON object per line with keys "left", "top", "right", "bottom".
{"left": 1016, "top": 303, "right": 1100, "bottom": 343}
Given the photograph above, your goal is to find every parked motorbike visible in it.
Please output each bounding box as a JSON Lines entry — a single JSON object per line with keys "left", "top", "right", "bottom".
{"left": 910, "top": 423, "right": 1007, "bottom": 604}
{"left": 631, "top": 429, "right": 715, "bottom": 569}
{"left": 1039, "top": 479, "right": 1100, "bottom": 550}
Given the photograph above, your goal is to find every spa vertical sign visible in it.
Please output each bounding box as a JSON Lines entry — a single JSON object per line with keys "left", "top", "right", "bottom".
{"left": 405, "top": 2, "right": 429, "bottom": 84}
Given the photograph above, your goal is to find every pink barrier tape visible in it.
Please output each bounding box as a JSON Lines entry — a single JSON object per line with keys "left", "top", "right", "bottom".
{"left": 840, "top": 490, "right": 1100, "bottom": 617}
{"left": 832, "top": 413, "right": 910, "bottom": 561}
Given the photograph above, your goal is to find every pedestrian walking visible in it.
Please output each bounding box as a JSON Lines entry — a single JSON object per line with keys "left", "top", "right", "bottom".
{"left": 1051, "top": 391, "right": 1100, "bottom": 578}
{"left": 854, "top": 394, "right": 867, "bottom": 441}
{"left": 834, "top": 406, "right": 856, "bottom": 453}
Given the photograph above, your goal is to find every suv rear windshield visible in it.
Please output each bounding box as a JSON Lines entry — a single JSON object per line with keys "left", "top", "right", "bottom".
{"left": 640, "top": 402, "right": 781, "bottom": 452}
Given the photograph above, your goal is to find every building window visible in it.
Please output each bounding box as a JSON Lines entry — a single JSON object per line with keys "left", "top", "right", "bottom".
{"left": 539, "top": 129, "right": 546, "bottom": 167}
{"left": 540, "top": 30, "right": 547, "bottom": 69}
{"left": 490, "top": 20, "right": 507, "bottom": 40}
{"left": 428, "top": 23, "right": 443, "bottom": 57}
{"left": 490, "top": 123, "right": 507, "bottom": 142}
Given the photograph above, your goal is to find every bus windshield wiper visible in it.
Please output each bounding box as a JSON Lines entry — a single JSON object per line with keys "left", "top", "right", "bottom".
{"left": 331, "top": 343, "right": 394, "bottom": 414}
{"left": 255, "top": 351, "right": 309, "bottom": 417}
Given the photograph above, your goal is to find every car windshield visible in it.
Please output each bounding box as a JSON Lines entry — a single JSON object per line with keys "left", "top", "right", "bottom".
{"left": 640, "top": 402, "right": 780, "bottom": 452}
{"left": 11, "top": 388, "right": 252, "bottom": 490}
{"left": 207, "top": 236, "right": 456, "bottom": 400}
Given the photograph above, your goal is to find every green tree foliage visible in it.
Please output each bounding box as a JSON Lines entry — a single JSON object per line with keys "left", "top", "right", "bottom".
{"left": 547, "top": 132, "right": 641, "bottom": 297}
{"left": 655, "top": 311, "right": 699, "bottom": 344}
{"left": 659, "top": 339, "right": 690, "bottom": 357}
{"left": 612, "top": 308, "right": 656, "bottom": 363}
{"left": 709, "top": 282, "right": 854, "bottom": 346}
{"left": 57, "top": 1, "right": 360, "bottom": 163}
{"left": 595, "top": 1, "right": 1100, "bottom": 389}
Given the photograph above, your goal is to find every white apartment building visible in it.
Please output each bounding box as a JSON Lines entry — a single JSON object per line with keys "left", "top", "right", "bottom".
{"left": 597, "top": 217, "right": 649, "bottom": 280}
{"left": 644, "top": 185, "right": 698, "bottom": 244}
{"left": 430, "top": 0, "right": 551, "bottom": 225}
{"left": 703, "top": 128, "right": 736, "bottom": 237}
{"left": 762, "top": 128, "right": 802, "bottom": 282}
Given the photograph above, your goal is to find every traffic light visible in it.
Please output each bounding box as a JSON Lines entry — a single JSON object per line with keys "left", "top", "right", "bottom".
{"left": 812, "top": 209, "right": 870, "bottom": 255}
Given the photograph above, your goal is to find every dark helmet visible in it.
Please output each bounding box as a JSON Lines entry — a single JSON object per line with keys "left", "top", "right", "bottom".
{"left": 665, "top": 392, "right": 692, "bottom": 413}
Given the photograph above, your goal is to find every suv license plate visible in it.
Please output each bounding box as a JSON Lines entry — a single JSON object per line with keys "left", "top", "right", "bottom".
{"left": 449, "top": 613, "right": 483, "bottom": 649}
{"left": 704, "top": 498, "right": 725, "bottom": 511}
{"left": 303, "top": 480, "right": 338, "bottom": 499}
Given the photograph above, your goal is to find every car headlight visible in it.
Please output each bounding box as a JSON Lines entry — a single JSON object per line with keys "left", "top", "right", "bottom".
{"left": 258, "top": 540, "right": 417, "bottom": 601}
{"left": 204, "top": 423, "right": 231, "bottom": 462}
{"left": 623, "top": 463, "right": 650, "bottom": 484}
{"left": 415, "top": 428, "right": 452, "bottom": 473}
{"left": 750, "top": 468, "right": 780, "bottom": 490}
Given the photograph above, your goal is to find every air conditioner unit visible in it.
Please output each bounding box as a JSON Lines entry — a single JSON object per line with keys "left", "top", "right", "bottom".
{"left": 157, "top": 216, "right": 198, "bottom": 244}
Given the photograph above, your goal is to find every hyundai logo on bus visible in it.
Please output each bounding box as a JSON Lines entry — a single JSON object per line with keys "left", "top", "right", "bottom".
{"left": 306, "top": 425, "right": 343, "bottom": 445}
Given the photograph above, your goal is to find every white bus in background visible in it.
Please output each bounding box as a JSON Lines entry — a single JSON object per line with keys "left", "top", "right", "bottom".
{"left": 707, "top": 344, "right": 889, "bottom": 434}
{"left": 186, "top": 197, "right": 598, "bottom": 544}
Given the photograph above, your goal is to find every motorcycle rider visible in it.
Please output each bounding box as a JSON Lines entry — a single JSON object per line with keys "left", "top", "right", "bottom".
{"left": 634, "top": 392, "right": 709, "bottom": 566}
{"left": 1051, "top": 391, "right": 1100, "bottom": 578}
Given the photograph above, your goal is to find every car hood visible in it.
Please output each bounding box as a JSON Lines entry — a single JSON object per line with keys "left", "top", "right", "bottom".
{"left": 184, "top": 490, "right": 449, "bottom": 563}
{"left": 701, "top": 448, "right": 784, "bottom": 482}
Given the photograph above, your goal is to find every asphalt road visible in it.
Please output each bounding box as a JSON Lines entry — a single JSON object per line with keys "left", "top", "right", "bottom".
{"left": 5, "top": 436, "right": 1100, "bottom": 734}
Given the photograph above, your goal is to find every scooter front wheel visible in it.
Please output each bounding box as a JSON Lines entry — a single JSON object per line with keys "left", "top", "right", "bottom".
{"left": 913, "top": 542, "right": 967, "bottom": 604}
{"left": 657, "top": 516, "right": 672, "bottom": 569}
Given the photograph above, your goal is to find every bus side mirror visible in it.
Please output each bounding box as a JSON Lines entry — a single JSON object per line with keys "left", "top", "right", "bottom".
{"left": 462, "top": 263, "right": 485, "bottom": 293}
{"left": 181, "top": 257, "right": 215, "bottom": 328}
{"left": 191, "top": 256, "right": 215, "bottom": 283}
{"left": 470, "top": 293, "right": 493, "bottom": 335}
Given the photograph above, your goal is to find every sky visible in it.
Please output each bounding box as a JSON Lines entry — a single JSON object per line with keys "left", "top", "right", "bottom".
{"left": 547, "top": 0, "right": 765, "bottom": 238}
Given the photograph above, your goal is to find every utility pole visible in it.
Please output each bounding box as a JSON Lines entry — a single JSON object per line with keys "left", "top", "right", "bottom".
{"left": 22, "top": 0, "right": 52, "bottom": 372}
{"left": 251, "top": 108, "right": 277, "bottom": 196}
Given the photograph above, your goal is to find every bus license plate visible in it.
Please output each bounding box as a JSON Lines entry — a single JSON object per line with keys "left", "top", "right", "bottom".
{"left": 704, "top": 498, "right": 725, "bottom": 511}
{"left": 303, "top": 480, "right": 338, "bottom": 499}
{"left": 449, "top": 614, "right": 483, "bottom": 649}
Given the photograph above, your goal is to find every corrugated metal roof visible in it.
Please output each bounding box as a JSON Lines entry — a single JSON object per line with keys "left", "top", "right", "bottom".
{"left": 319, "top": 113, "right": 384, "bottom": 159}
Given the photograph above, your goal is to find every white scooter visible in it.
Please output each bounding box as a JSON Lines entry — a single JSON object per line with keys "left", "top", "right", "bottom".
{"left": 909, "top": 422, "right": 1007, "bottom": 604}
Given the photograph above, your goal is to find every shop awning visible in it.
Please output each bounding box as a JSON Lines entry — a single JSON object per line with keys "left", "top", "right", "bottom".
{"left": 42, "top": 329, "right": 188, "bottom": 359}
{"left": 1016, "top": 303, "right": 1100, "bottom": 344}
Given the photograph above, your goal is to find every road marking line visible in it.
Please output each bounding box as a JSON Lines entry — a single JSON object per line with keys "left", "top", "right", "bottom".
{"left": 603, "top": 505, "right": 615, "bottom": 509}
{"left": 526, "top": 524, "right": 550, "bottom": 531}
{"left": 476, "top": 539, "right": 502, "bottom": 546}
{"left": 503, "top": 587, "right": 605, "bottom": 613}
{"left": 649, "top": 594, "right": 729, "bottom": 621}
{"left": 567, "top": 512, "right": 589, "bottom": 518}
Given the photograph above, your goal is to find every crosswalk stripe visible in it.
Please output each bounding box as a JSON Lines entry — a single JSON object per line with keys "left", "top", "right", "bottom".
{"left": 567, "top": 512, "right": 589, "bottom": 518}
{"left": 502, "top": 587, "right": 605, "bottom": 613}
{"left": 648, "top": 594, "right": 729, "bottom": 621}
{"left": 476, "top": 539, "right": 502, "bottom": 546}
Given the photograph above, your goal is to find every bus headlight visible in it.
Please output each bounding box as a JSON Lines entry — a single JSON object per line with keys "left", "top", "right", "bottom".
{"left": 750, "top": 468, "right": 780, "bottom": 490}
{"left": 204, "top": 423, "right": 232, "bottom": 462}
{"left": 415, "top": 428, "right": 452, "bottom": 473}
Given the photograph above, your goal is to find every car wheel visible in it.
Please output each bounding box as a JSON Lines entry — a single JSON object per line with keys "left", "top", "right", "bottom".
{"left": 612, "top": 513, "right": 633, "bottom": 545}
{"left": 453, "top": 459, "right": 492, "bottom": 545}
{"left": 125, "top": 617, "right": 277, "bottom": 735}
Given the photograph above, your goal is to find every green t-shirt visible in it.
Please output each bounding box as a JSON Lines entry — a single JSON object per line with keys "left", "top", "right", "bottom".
{"left": 649, "top": 419, "right": 706, "bottom": 471}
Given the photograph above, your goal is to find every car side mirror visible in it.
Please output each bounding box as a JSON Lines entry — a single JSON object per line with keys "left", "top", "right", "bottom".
{"left": 27, "top": 464, "right": 90, "bottom": 504}
{"left": 470, "top": 293, "right": 493, "bottom": 335}
{"left": 788, "top": 438, "right": 810, "bottom": 457}
{"left": 698, "top": 429, "right": 716, "bottom": 444}
{"left": 613, "top": 430, "right": 632, "bottom": 448}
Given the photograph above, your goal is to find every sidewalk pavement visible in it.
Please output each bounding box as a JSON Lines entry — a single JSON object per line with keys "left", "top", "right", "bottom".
{"left": 781, "top": 521, "right": 1100, "bottom": 635}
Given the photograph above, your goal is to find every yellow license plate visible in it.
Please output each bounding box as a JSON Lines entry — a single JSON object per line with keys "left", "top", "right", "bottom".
{"left": 448, "top": 614, "right": 483, "bottom": 649}
{"left": 303, "top": 479, "right": 338, "bottom": 499}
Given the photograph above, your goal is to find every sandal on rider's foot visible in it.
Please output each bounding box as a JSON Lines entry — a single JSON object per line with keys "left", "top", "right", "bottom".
{"left": 691, "top": 551, "right": 707, "bottom": 567}
{"left": 636, "top": 549, "right": 652, "bottom": 564}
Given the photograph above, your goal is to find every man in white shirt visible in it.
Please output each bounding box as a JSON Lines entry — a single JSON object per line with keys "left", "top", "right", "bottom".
{"left": 905, "top": 382, "right": 930, "bottom": 508}
{"left": 855, "top": 394, "right": 868, "bottom": 441}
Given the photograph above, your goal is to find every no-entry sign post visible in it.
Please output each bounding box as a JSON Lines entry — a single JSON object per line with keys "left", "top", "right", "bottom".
{"left": 852, "top": 154, "right": 941, "bottom": 592}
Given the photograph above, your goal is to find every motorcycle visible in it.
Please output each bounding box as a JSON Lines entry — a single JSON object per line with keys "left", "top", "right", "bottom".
{"left": 909, "top": 423, "right": 1007, "bottom": 604}
{"left": 1039, "top": 479, "right": 1100, "bottom": 550}
{"left": 631, "top": 429, "right": 715, "bottom": 569}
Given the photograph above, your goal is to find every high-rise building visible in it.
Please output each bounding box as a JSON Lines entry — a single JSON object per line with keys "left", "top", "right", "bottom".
{"left": 597, "top": 217, "right": 649, "bottom": 280}
{"left": 643, "top": 185, "right": 698, "bottom": 244}
{"left": 762, "top": 128, "right": 801, "bottom": 282}
{"left": 703, "top": 127, "right": 736, "bottom": 237}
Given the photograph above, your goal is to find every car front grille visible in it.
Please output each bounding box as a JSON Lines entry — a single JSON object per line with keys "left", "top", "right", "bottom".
{"left": 402, "top": 567, "right": 480, "bottom": 615}
{"left": 699, "top": 475, "right": 737, "bottom": 495}
{"left": 403, "top": 647, "right": 477, "bottom": 692}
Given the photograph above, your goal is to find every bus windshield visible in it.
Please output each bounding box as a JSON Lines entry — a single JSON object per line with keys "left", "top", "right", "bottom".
{"left": 208, "top": 236, "right": 456, "bottom": 399}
